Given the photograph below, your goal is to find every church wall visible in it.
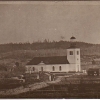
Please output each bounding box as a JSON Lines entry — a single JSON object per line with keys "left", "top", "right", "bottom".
{"left": 76, "top": 64, "right": 81, "bottom": 71}
{"left": 75, "top": 48, "right": 80, "bottom": 64}
{"left": 68, "top": 64, "right": 76, "bottom": 71}
{"left": 67, "top": 48, "right": 81, "bottom": 72}
{"left": 25, "top": 63, "right": 81, "bottom": 73}
{"left": 25, "top": 65, "right": 39, "bottom": 73}
{"left": 67, "top": 48, "right": 76, "bottom": 64}
{"left": 69, "top": 64, "right": 81, "bottom": 72}
{"left": 45, "top": 64, "right": 70, "bottom": 72}
{"left": 67, "top": 48, "right": 80, "bottom": 64}
{"left": 25, "top": 64, "right": 71, "bottom": 73}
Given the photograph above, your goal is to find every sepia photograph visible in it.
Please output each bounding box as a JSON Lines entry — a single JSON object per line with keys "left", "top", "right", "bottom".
{"left": 0, "top": 1, "right": 100, "bottom": 99}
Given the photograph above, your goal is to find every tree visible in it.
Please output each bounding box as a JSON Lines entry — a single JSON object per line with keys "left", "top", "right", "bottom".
{"left": 15, "top": 62, "right": 19, "bottom": 67}
{"left": 44, "top": 39, "right": 48, "bottom": 43}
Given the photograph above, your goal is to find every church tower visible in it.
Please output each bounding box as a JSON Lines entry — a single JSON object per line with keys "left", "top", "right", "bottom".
{"left": 67, "top": 36, "right": 81, "bottom": 72}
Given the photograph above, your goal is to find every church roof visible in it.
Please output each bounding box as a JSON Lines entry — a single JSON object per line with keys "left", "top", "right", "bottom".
{"left": 27, "top": 56, "right": 69, "bottom": 65}
{"left": 88, "top": 68, "right": 100, "bottom": 71}
{"left": 67, "top": 46, "right": 79, "bottom": 49}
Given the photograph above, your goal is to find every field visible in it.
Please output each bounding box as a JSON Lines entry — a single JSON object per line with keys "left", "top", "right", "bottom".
{"left": 2, "top": 83, "right": 100, "bottom": 99}
{"left": 0, "top": 45, "right": 99, "bottom": 98}
{"left": 1, "top": 75, "right": 100, "bottom": 99}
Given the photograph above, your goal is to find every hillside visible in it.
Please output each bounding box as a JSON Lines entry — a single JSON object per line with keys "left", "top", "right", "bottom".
{"left": 0, "top": 41, "right": 99, "bottom": 55}
{"left": 0, "top": 41, "right": 99, "bottom": 74}
{"left": 0, "top": 41, "right": 99, "bottom": 67}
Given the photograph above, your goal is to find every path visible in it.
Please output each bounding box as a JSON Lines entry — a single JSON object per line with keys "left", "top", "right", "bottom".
{"left": 0, "top": 82, "right": 49, "bottom": 96}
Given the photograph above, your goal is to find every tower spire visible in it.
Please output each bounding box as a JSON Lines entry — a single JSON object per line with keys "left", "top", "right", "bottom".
{"left": 70, "top": 35, "right": 76, "bottom": 48}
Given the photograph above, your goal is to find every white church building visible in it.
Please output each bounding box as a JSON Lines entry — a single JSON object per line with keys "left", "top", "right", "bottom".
{"left": 25, "top": 36, "right": 81, "bottom": 73}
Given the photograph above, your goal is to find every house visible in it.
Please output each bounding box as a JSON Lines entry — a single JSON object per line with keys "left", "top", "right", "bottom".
{"left": 25, "top": 36, "right": 81, "bottom": 73}
{"left": 87, "top": 68, "right": 100, "bottom": 76}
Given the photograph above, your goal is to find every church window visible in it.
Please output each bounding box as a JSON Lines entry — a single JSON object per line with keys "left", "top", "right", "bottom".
{"left": 33, "top": 67, "right": 35, "bottom": 71}
{"left": 70, "top": 51, "right": 73, "bottom": 55}
{"left": 77, "top": 51, "right": 79, "bottom": 55}
{"left": 59, "top": 66, "right": 61, "bottom": 71}
{"left": 52, "top": 66, "right": 55, "bottom": 71}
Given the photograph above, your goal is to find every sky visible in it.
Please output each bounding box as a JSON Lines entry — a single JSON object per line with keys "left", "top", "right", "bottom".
{"left": 0, "top": 1, "right": 100, "bottom": 44}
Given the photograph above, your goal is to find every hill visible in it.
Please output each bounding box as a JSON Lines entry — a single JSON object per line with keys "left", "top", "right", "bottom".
{"left": 0, "top": 41, "right": 99, "bottom": 75}
{"left": 0, "top": 41, "right": 100, "bottom": 55}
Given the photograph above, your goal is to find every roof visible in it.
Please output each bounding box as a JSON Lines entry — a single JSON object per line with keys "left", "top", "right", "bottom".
{"left": 88, "top": 68, "right": 100, "bottom": 71}
{"left": 26, "top": 56, "right": 69, "bottom": 65}
{"left": 67, "top": 46, "right": 78, "bottom": 49}
{"left": 70, "top": 36, "right": 76, "bottom": 39}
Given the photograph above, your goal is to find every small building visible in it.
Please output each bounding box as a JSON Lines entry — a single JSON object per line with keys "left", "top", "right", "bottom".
{"left": 87, "top": 68, "right": 100, "bottom": 76}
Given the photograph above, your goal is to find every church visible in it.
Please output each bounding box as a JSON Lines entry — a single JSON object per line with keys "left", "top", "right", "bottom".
{"left": 25, "top": 36, "right": 81, "bottom": 73}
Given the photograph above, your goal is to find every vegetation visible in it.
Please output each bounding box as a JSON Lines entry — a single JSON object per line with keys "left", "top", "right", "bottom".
{"left": 0, "top": 40, "right": 99, "bottom": 75}
{"left": 0, "top": 40, "right": 99, "bottom": 56}
{"left": 0, "top": 40, "right": 97, "bottom": 53}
